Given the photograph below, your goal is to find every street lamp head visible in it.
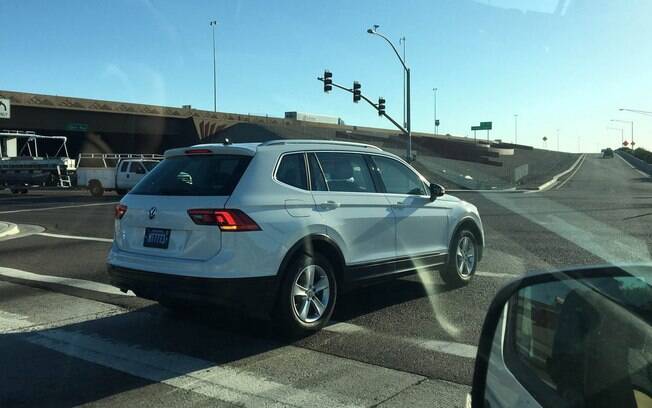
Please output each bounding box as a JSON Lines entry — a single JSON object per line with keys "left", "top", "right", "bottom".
{"left": 367, "top": 28, "right": 374, "bottom": 34}
{"left": 367, "top": 24, "right": 380, "bottom": 34}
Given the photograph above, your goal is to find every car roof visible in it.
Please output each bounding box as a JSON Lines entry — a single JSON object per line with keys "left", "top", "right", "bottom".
{"left": 165, "top": 139, "right": 388, "bottom": 158}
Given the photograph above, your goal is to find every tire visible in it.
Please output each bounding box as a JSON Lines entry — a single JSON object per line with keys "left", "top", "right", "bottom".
{"left": 115, "top": 188, "right": 128, "bottom": 196}
{"left": 10, "top": 189, "right": 19, "bottom": 194}
{"left": 89, "top": 180, "right": 104, "bottom": 197}
{"left": 276, "top": 253, "right": 337, "bottom": 335}
{"left": 440, "top": 229, "right": 479, "bottom": 287}
{"left": 20, "top": 189, "right": 28, "bottom": 194}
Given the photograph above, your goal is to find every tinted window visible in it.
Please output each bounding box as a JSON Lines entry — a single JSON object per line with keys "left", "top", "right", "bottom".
{"left": 308, "top": 153, "right": 327, "bottom": 191}
{"left": 276, "top": 153, "right": 308, "bottom": 190}
{"left": 119, "top": 161, "right": 129, "bottom": 172}
{"left": 131, "top": 154, "right": 251, "bottom": 196}
{"left": 373, "top": 156, "right": 426, "bottom": 195}
{"left": 130, "top": 162, "right": 146, "bottom": 174}
{"left": 142, "top": 161, "right": 158, "bottom": 171}
{"left": 316, "top": 152, "right": 376, "bottom": 193}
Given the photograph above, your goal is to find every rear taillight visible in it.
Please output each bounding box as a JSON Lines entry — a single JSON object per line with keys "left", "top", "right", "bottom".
{"left": 115, "top": 204, "right": 128, "bottom": 220}
{"left": 187, "top": 209, "right": 261, "bottom": 231}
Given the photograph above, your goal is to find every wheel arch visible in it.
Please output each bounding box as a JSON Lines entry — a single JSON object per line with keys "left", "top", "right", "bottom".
{"left": 450, "top": 217, "right": 484, "bottom": 260}
{"left": 277, "top": 234, "right": 346, "bottom": 289}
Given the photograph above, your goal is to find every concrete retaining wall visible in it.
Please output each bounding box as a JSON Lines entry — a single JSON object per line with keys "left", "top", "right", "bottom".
{"left": 616, "top": 150, "right": 652, "bottom": 175}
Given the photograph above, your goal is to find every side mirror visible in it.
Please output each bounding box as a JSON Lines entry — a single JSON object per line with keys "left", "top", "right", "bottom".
{"left": 471, "top": 265, "right": 652, "bottom": 408}
{"left": 429, "top": 183, "right": 445, "bottom": 201}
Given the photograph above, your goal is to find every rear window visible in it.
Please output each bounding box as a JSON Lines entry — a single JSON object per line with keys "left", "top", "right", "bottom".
{"left": 131, "top": 154, "right": 251, "bottom": 196}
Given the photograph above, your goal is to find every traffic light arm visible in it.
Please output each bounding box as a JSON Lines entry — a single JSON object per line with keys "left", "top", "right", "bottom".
{"left": 317, "top": 77, "right": 407, "bottom": 135}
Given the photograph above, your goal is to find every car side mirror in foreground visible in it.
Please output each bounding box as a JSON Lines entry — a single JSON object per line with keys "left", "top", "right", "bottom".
{"left": 470, "top": 265, "right": 652, "bottom": 408}
{"left": 429, "top": 183, "right": 445, "bottom": 201}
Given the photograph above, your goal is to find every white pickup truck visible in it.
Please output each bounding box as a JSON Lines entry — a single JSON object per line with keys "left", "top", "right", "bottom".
{"left": 76, "top": 153, "right": 163, "bottom": 197}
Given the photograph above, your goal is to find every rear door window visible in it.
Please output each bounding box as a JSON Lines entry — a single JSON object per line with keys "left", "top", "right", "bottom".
{"left": 316, "top": 152, "right": 377, "bottom": 193}
{"left": 119, "top": 161, "right": 129, "bottom": 172}
{"left": 131, "top": 154, "right": 252, "bottom": 196}
{"left": 276, "top": 153, "right": 308, "bottom": 190}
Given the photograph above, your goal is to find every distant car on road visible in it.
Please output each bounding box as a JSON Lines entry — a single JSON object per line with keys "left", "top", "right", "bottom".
{"left": 76, "top": 153, "right": 162, "bottom": 197}
{"left": 107, "top": 140, "right": 485, "bottom": 333}
{"left": 602, "top": 148, "right": 614, "bottom": 158}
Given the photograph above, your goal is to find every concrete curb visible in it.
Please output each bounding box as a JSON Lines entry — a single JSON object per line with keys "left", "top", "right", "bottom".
{"left": 536, "top": 154, "right": 586, "bottom": 191}
{"left": 0, "top": 222, "right": 19, "bottom": 238}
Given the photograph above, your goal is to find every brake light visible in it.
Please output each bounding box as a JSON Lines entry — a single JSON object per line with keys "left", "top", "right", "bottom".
{"left": 187, "top": 209, "right": 261, "bottom": 231}
{"left": 115, "top": 204, "right": 128, "bottom": 220}
{"left": 185, "top": 149, "right": 213, "bottom": 155}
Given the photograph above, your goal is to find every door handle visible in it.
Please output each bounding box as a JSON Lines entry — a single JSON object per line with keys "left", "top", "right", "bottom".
{"left": 319, "top": 200, "right": 340, "bottom": 209}
{"left": 126, "top": 174, "right": 130, "bottom": 178}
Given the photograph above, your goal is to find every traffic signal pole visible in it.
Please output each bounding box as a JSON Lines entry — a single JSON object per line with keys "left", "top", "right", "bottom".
{"left": 317, "top": 76, "right": 408, "bottom": 136}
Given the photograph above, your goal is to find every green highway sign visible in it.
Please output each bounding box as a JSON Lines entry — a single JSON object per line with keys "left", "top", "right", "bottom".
{"left": 65, "top": 123, "right": 89, "bottom": 132}
{"left": 471, "top": 121, "right": 492, "bottom": 131}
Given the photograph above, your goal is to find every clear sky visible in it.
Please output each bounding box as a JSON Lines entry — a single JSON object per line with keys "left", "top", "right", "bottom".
{"left": 1, "top": 0, "right": 651, "bottom": 152}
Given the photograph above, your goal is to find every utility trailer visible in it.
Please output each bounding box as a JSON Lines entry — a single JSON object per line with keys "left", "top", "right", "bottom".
{"left": 0, "top": 130, "right": 74, "bottom": 193}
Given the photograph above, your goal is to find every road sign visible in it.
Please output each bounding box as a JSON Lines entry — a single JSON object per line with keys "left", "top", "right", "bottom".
{"left": 65, "top": 123, "right": 88, "bottom": 132}
{"left": 0, "top": 98, "right": 10, "bottom": 119}
{"left": 623, "top": 141, "right": 629, "bottom": 147}
{"left": 472, "top": 122, "right": 492, "bottom": 131}
{"left": 435, "top": 119, "right": 440, "bottom": 126}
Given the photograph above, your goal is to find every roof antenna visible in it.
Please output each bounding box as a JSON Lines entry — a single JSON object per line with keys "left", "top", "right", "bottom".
{"left": 223, "top": 137, "right": 232, "bottom": 145}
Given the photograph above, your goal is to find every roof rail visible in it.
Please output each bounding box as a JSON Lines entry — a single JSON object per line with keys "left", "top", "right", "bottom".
{"left": 259, "top": 139, "right": 382, "bottom": 151}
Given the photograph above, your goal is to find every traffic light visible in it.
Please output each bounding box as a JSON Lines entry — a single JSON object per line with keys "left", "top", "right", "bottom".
{"left": 323, "top": 70, "right": 332, "bottom": 93}
{"left": 353, "top": 81, "right": 361, "bottom": 103}
{"left": 377, "top": 97, "right": 386, "bottom": 116}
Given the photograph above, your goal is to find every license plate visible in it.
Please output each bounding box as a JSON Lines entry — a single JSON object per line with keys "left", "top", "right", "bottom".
{"left": 143, "top": 228, "right": 170, "bottom": 249}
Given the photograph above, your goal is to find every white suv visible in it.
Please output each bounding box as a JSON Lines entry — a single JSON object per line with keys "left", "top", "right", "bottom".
{"left": 107, "top": 140, "right": 484, "bottom": 333}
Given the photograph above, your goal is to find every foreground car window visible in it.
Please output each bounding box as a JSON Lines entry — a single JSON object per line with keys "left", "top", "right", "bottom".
{"left": 316, "top": 152, "right": 376, "bottom": 193}
{"left": 372, "top": 155, "right": 426, "bottom": 195}
{"left": 276, "top": 153, "right": 308, "bottom": 190}
{"left": 131, "top": 155, "right": 251, "bottom": 196}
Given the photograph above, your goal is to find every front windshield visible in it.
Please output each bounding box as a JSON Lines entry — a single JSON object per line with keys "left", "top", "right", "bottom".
{"left": 1, "top": 1, "right": 650, "bottom": 407}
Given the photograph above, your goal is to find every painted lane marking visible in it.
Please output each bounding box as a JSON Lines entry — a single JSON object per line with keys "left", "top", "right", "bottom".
{"left": 25, "top": 329, "right": 365, "bottom": 408}
{"left": 554, "top": 155, "right": 586, "bottom": 190}
{"left": 0, "top": 267, "right": 134, "bottom": 297}
{"left": 475, "top": 271, "right": 519, "bottom": 279}
{"left": 0, "top": 201, "right": 118, "bottom": 214}
{"left": 325, "top": 322, "right": 478, "bottom": 359}
{"left": 37, "top": 232, "right": 113, "bottom": 243}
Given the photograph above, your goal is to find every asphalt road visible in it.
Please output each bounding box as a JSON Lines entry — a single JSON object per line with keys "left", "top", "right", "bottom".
{"left": 1, "top": 153, "right": 650, "bottom": 407}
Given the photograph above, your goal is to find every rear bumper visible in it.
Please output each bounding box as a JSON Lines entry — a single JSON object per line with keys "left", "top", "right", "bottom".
{"left": 107, "top": 264, "right": 280, "bottom": 318}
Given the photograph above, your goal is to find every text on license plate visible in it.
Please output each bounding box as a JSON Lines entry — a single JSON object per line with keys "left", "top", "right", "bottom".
{"left": 143, "top": 228, "right": 170, "bottom": 249}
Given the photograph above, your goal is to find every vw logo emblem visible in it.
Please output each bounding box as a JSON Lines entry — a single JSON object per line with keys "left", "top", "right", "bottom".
{"left": 148, "top": 207, "right": 157, "bottom": 220}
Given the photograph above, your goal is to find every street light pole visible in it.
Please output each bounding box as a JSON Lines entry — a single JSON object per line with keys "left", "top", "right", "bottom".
{"left": 607, "top": 126, "right": 624, "bottom": 146}
{"left": 209, "top": 20, "right": 217, "bottom": 112}
{"left": 367, "top": 26, "right": 412, "bottom": 161}
{"left": 432, "top": 88, "right": 438, "bottom": 136}
{"left": 399, "top": 37, "right": 406, "bottom": 129}
{"left": 514, "top": 114, "right": 518, "bottom": 144}
{"left": 556, "top": 128, "right": 560, "bottom": 151}
{"left": 611, "top": 119, "right": 634, "bottom": 147}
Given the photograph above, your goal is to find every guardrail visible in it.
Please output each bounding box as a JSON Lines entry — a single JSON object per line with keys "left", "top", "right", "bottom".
{"left": 616, "top": 150, "right": 652, "bottom": 175}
